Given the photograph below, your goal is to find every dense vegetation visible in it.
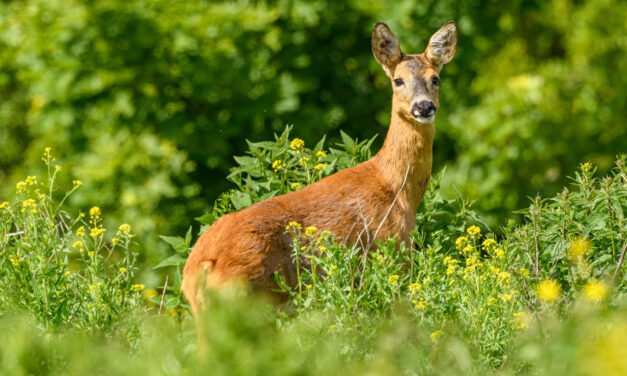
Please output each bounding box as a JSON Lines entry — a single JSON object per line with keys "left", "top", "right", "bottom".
{"left": 1, "top": 140, "right": 625, "bottom": 374}
{"left": 1, "top": 0, "right": 625, "bottom": 258}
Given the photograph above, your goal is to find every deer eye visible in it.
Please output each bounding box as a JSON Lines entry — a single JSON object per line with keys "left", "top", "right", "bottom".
{"left": 431, "top": 76, "right": 439, "bottom": 86}
{"left": 393, "top": 78, "right": 404, "bottom": 87}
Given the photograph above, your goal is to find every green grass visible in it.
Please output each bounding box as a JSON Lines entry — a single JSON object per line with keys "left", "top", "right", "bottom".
{"left": 1, "top": 139, "right": 626, "bottom": 375}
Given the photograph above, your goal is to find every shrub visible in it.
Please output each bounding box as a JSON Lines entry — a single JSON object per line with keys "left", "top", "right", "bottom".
{"left": 0, "top": 148, "right": 144, "bottom": 337}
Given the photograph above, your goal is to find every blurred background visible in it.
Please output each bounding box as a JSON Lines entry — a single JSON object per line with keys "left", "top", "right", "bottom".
{"left": 0, "top": 0, "right": 625, "bottom": 262}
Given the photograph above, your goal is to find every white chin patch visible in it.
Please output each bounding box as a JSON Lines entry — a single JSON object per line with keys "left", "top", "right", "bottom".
{"left": 413, "top": 112, "right": 435, "bottom": 123}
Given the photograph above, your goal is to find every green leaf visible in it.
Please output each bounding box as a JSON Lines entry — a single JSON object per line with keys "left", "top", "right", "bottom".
{"left": 230, "top": 191, "right": 252, "bottom": 210}
{"left": 153, "top": 255, "right": 187, "bottom": 269}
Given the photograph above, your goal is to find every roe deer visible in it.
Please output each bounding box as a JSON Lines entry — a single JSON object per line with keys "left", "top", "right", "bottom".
{"left": 183, "top": 21, "right": 458, "bottom": 314}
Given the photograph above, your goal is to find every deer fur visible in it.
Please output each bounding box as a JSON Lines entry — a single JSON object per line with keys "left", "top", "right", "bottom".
{"left": 182, "top": 21, "right": 458, "bottom": 314}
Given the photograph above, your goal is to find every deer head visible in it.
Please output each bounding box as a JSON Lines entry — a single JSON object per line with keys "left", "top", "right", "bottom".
{"left": 372, "top": 21, "right": 458, "bottom": 124}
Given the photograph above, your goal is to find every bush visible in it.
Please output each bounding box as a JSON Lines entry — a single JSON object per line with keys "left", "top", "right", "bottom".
{"left": 0, "top": 148, "right": 144, "bottom": 338}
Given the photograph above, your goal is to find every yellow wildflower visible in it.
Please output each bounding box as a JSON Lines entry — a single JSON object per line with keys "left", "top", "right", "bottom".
{"left": 87, "top": 251, "right": 95, "bottom": 258}
{"left": 299, "top": 157, "right": 309, "bottom": 165}
{"left": 118, "top": 223, "right": 132, "bottom": 236}
{"left": 131, "top": 284, "right": 145, "bottom": 291}
{"left": 272, "top": 160, "right": 284, "bottom": 172}
{"left": 582, "top": 280, "right": 609, "bottom": 302}
{"left": 42, "top": 147, "right": 53, "bottom": 165}
{"left": 64, "top": 271, "right": 71, "bottom": 276}
{"left": 314, "top": 163, "right": 326, "bottom": 171}
{"left": 89, "top": 227, "right": 106, "bottom": 238}
{"left": 89, "top": 206, "right": 101, "bottom": 218}
{"left": 73, "top": 180, "right": 83, "bottom": 187}
{"left": 466, "top": 225, "right": 481, "bottom": 238}
{"left": 567, "top": 237, "right": 591, "bottom": 262}
{"left": 536, "top": 279, "right": 562, "bottom": 303}
{"left": 455, "top": 236, "right": 468, "bottom": 250}
{"left": 487, "top": 297, "right": 497, "bottom": 306}
{"left": 316, "top": 151, "right": 327, "bottom": 158}
{"left": 119, "top": 267, "right": 127, "bottom": 273}
{"left": 388, "top": 274, "right": 399, "bottom": 286}
{"left": 408, "top": 282, "right": 422, "bottom": 294}
{"left": 430, "top": 330, "right": 442, "bottom": 342}
{"left": 9, "top": 255, "right": 21, "bottom": 267}
{"left": 461, "top": 245, "right": 474, "bottom": 255}
{"left": 318, "top": 245, "right": 327, "bottom": 252}
{"left": 0, "top": 201, "right": 9, "bottom": 210}
{"left": 518, "top": 268, "right": 530, "bottom": 277}
{"left": 16, "top": 181, "right": 27, "bottom": 193}
{"left": 111, "top": 237, "right": 120, "bottom": 245}
{"left": 304, "top": 226, "right": 318, "bottom": 236}
{"left": 290, "top": 138, "right": 304, "bottom": 150}
{"left": 513, "top": 311, "right": 531, "bottom": 330}
{"left": 290, "top": 182, "right": 301, "bottom": 190}
{"left": 482, "top": 238, "right": 497, "bottom": 250}
{"left": 286, "top": 221, "right": 301, "bottom": 231}
{"left": 493, "top": 248, "right": 505, "bottom": 259}
{"left": 328, "top": 265, "right": 338, "bottom": 276}
{"left": 501, "top": 290, "right": 515, "bottom": 302}
{"left": 76, "top": 226, "right": 85, "bottom": 237}
{"left": 25, "top": 176, "right": 38, "bottom": 185}
{"left": 72, "top": 241, "right": 83, "bottom": 249}
{"left": 414, "top": 297, "right": 426, "bottom": 310}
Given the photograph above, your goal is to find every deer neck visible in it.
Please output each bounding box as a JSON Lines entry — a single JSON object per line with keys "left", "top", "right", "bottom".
{"left": 373, "top": 101, "right": 434, "bottom": 212}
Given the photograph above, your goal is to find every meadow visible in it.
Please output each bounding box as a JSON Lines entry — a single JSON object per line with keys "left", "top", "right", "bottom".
{"left": 1, "top": 0, "right": 627, "bottom": 374}
{"left": 1, "top": 135, "right": 625, "bottom": 375}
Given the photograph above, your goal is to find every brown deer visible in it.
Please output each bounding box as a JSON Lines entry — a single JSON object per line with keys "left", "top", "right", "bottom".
{"left": 183, "top": 21, "right": 458, "bottom": 314}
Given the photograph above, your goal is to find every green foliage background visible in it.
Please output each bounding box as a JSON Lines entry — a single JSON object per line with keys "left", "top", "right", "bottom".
{"left": 0, "top": 0, "right": 626, "bottom": 257}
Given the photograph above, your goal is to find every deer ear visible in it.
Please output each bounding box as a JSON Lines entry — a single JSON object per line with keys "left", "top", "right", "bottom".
{"left": 372, "top": 22, "right": 402, "bottom": 78}
{"left": 425, "top": 21, "right": 458, "bottom": 72}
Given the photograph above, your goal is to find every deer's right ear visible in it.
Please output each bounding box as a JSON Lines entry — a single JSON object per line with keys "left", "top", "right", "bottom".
{"left": 372, "top": 23, "right": 402, "bottom": 78}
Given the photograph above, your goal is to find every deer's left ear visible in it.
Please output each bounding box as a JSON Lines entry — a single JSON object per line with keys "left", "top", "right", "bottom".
{"left": 425, "top": 21, "right": 458, "bottom": 72}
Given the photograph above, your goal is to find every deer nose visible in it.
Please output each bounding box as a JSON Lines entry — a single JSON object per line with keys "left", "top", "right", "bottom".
{"left": 412, "top": 101, "right": 437, "bottom": 117}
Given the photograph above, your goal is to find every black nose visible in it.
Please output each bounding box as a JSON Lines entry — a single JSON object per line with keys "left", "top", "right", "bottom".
{"left": 412, "top": 101, "right": 437, "bottom": 117}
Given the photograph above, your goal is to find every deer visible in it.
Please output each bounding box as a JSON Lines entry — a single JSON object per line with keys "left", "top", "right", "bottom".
{"left": 182, "top": 21, "right": 458, "bottom": 315}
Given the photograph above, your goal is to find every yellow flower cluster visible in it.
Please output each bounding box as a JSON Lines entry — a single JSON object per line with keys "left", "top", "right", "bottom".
{"left": 327, "top": 264, "right": 338, "bottom": 276}
{"left": 408, "top": 282, "right": 422, "bottom": 295}
{"left": 413, "top": 297, "right": 427, "bottom": 310}
{"left": 21, "top": 199, "right": 37, "bottom": 214}
{"left": 299, "top": 157, "right": 309, "bottom": 165}
{"left": 316, "top": 151, "right": 327, "bottom": 158}
{"left": 582, "top": 280, "right": 609, "bottom": 302}
{"left": 455, "top": 236, "right": 468, "bottom": 250}
{"left": 388, "top": 274, "right": 399, "bottom": 286}
{"left": 0, "top": 201, "right": 9, "bottom": 210}
{"left": 9, "top": 253, "right": 22, "bottom": 267}
{"left": 513, "top": 311, "right": 531, "bottom": 329}
{"left": 272, "top": 160, "right": 284, "bottom": 172}
{"left": 90, "top": 227, "right": 106, "bottom": 238}
{"left": 314, "top": 163, "right": 326, "bottom": 171}
{"left": 466, "top": 225, "right": 481, "bottom": 238}
{"left": 567, "top": 237, "right": 591, "bottom": 263}
{"left": 76, "top": 226, "right": 85, "bottom": 237}
{"left": 89, "top": 206, "right": 101, "bottom": 218}
{"left": 286, "top": 221, "right": 301, "bottom": 231}
{"left": 290, "top": 182, "right": 301, "bottom": 190}
{"left": 73, "top": 179, "right": 83, "bottom": 187}
{"left": 131, "top": 284, "right": 145, "bottom": 291}
{"left": 117, "top": 223, "right": 132, "bottom": 237}
{"left": 304, "top": 226, "right": 318, "bottom": 236}
{"left": 290, "top": 138, "right": 304, "bottom": 150}
{"left": 443, "top": 256, "right": 459, "bottom": 276}
{"left": 42, "top": 147, "right": 55, "bottom": 166}
{"left": 536, "top": 279, "right": 562, "bottom": 303}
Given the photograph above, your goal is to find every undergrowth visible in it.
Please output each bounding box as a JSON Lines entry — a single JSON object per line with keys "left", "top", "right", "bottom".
{"left": 0, "top": 131, "right": 626, "bottom": 375}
